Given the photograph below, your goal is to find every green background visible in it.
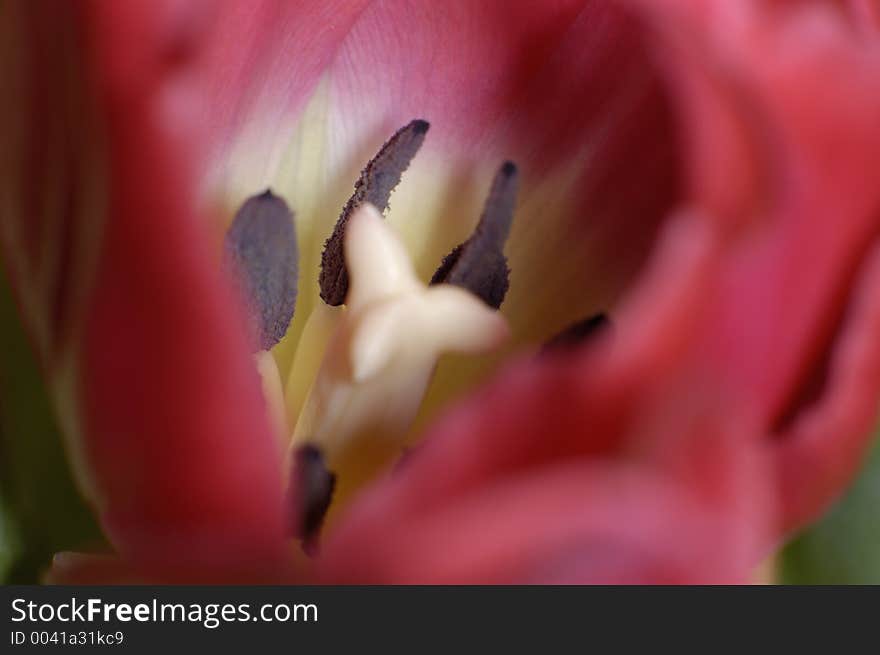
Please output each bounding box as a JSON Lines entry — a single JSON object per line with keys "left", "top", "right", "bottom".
{"left": 0, "top": 268, "right": 101, "bottom": 583}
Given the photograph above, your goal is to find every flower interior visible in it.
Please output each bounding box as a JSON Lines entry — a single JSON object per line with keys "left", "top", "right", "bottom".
{"left": 222, "top": 119, "right": 609, "bottom": 552}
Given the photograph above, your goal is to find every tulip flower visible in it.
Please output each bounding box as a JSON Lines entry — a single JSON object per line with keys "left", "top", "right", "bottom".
{"left": 2, "top": 0, "right": 880, "bottom": 584}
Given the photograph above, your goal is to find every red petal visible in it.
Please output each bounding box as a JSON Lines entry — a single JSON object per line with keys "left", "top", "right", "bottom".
{"left": 655, "top": 0, "right": 880, "bottom": 530}
{"left": 320, "top": 463, "right": 760, "bottom": 584}
{"left": 848, "top": 0, "right": 880, "bottom": 35}
{"left": 774, "top": 241, "right": 880, "bottom": 532}
{"left": 84, "top": 0, "right": 298, "bottom": 579}
{"left": 319, "top": 362, "right": 773, "bottom": 583}
{"left": 1, "top": 1, "right": 293, "bottom": 579}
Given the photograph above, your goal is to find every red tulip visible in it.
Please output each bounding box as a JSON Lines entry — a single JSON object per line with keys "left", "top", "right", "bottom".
{"left": 3, "top": 0, "right": 880, "bottom": 584}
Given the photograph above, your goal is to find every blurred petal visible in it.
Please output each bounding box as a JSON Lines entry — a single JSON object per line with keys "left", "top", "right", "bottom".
{"left": 1, "top": 1, "right": 289, "bottom": 579}
{"left": 774, "top": 242, "right": 880, "bottom": 531}
{"left": 320, "top": 463, "right": 756, "bottom": 584}
{"left": 849, "top": 0, "right": 880, "bottom": 36}
{"left": 654, "top": 0, "right": 880, "bottom": 531}
{"left": 319, "top": 357, "right": 772, "bottom": 583}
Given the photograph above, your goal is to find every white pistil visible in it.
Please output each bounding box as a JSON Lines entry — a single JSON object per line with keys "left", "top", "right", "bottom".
{"left": 290, "top": 203, "right": 509, "bottom": 490}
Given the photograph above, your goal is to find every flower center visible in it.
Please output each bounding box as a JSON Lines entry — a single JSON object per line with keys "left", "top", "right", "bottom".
{"left": 292, "top": 202, "right": 510, "bottom": 544}
{"left": 223, "top": 120, "right": 607, "bottom": 551}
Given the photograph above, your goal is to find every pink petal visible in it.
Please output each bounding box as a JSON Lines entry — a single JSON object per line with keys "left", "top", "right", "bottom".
{"left": 848, "top": 0, "right": 880, "bottom": 35}
{"left": 319, "top": 463, "right": 758, "bottom": 584}
{"left": 318, "top": 361, "right": 773, "bottom": 583}
{"left": 1, "top": 1, "right": 292, "bottom": 580}
{"left": 85, "top": 0, "right": 303, "bottom": 580}
{"left": 774, "top": 240, "right": 880, "bottom": 532}
{"left": 653, "top": 0, "right": 880, "bottom": 530}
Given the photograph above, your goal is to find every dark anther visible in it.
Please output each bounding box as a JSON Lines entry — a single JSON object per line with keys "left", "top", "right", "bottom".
{"left": 223, "top": 190, "right": 299, "bottom": 351}
{"left": 319, "top": 119, "right": 430, "bottom": 306}
{"left": 430, "top": 161, "right": 518, "bottom": 309}
{"left": 290, "top": 444, "right": 337, "bottom": 550}
{"left": 542, "top": 313, "right": 611, "bottom": 354}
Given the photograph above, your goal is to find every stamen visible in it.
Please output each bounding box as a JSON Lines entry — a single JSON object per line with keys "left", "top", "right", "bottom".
{"left": 319, "top": 119, "right": 430, "bottom": 306}
{"left": 542, "top": 313, "right": 611, "bottom": 353}
{"left": 289, "top": 444, "right": 336, "bottom": 548}
{"left": 223, "top": 190, "right": 298, "bottom": 351}
{"left": 290, "top": 205, "right": 509, "bottom": 503}
{"left": 430, "top": 162, "right": 518, "bottom": 309}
